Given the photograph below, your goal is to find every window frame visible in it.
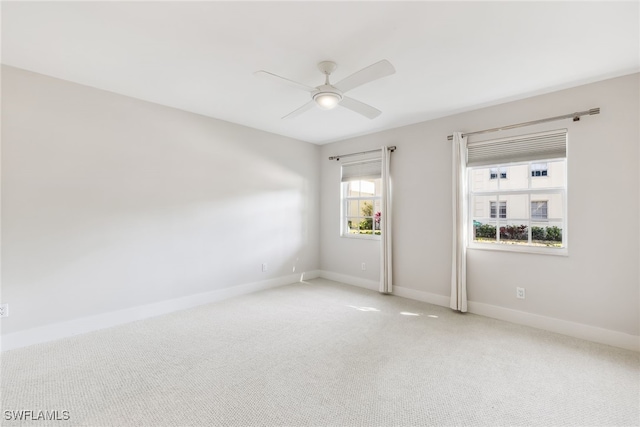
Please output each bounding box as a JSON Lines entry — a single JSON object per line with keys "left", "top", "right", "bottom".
{"left": 341, "top": 181, "right": 381, "bottom": 239}
{"left": 339, "top": 159, "right": 382, "bottom": 239}
{"left": 468, "top": 158, "right": 568, "bottom": 256}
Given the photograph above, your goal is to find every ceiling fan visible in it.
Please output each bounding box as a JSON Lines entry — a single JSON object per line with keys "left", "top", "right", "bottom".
{"left": 254, "top": 60, "right": 395, "bottom": 119}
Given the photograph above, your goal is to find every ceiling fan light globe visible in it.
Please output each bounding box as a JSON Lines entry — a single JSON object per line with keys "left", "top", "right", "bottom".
{"left": 314, "top": 92, "right": 342, "bottom": 110}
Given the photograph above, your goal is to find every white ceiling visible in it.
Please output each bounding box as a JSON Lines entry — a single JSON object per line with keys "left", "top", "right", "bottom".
{"left": 2, "top": 1, "right": 639, "bottom": 144}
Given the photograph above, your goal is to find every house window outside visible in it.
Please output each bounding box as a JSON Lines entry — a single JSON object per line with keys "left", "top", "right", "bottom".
{"left": 531, "top": 201, "right": 548, "bottom": 220}
{"left": 531, "top": 163, "right": 548, "bottom": 177}
{"left": 490, "top": 167, "right": 507, "bottom": 179}
{"left": 490, "top": 201, "right": 507, "bottom": 219}
{"left": 470, "top": 159, "right": 566, "bottom": 251}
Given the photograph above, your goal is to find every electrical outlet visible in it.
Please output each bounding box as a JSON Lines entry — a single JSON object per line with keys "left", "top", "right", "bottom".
{"left": 361, "top": 262, "right": 366, "bottom": 271}
{"left": 516, "top": 287, "right": 526, "bottom": 299}
{"left": 0, "top": 304, "right": 8, "bottom": 318}
{"left": 261, "top": 263, "right": 268, "bottom": 273}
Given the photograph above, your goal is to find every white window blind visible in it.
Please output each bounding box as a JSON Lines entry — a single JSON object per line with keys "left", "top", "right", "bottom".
{"left": 467, "top": 129, "right": 567, "bottom": 167}
{"left": 341, "top": 159, "right": 382, "bottom": 182}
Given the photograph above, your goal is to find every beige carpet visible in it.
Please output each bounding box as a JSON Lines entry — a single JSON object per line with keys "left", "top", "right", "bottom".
{"left": 1, "top": 278, "right": 639, "bottom": 426}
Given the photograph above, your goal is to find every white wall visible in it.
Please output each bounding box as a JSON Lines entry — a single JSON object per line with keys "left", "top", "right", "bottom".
{"left": 320, "top": 73, "right": 639, "bottom": 341}
{"left": 1, "top": 65, "right": 320, "bottom": 336}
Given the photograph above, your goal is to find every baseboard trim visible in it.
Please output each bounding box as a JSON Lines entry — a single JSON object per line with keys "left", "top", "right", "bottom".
{"left": 317, "top": 270, "right": 639, "bottom": 352}
{"left": 300, "top": 270, "right": 321, "bottom": 281}
{"left": 392, "top": 285, "right": 451, "bottom": 308}
{"left": 318, "top": 270, "right": 379, "bottom": 291}
{"left": 4, "top": 270, "right": 636, "bottom": 352}
{"left": 466, "top": 300, "right": 640, "bottom": 352}
{"left": 1, "top": 271, "right": 319, "bottom": 352}
{"left": 318, "top": 270, "right": 450, "bottom": 307}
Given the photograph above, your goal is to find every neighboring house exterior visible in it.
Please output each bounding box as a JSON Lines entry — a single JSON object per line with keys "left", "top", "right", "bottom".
{"left": 471, "top": 161, "right": 565, "bottom": 223}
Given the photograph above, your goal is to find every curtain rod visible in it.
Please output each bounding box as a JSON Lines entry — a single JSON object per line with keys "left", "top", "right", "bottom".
{"left": 328, "top": 146, "right": 396, "bottom": 161}
{"left": 446, "top": 108, "right": 600, "bottom": 141}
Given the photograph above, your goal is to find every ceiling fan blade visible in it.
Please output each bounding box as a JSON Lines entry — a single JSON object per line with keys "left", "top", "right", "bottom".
{"left": 282, "top": 100, "right": 316, "bottom": 119}
{"left": 339, "top": 96, "right": 382, "bottom": 119}
{"left": 254, "top": 70, "right": 315, "bottom": 92}
{"left": 334, "top": 60, "right": 395, "bottom": 93}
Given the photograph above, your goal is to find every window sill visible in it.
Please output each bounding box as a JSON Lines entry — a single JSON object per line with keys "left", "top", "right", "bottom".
{"left": 467, "top": 242, "right": 568, "bottom": 256}
{"left": 341, "top": 233, "right": 381, "bottom": 241}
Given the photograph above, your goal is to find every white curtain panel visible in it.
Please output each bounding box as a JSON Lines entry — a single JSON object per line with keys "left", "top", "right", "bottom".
{"left": 450, "top": 132, "right": 468, "bottom": 312}
{"left": 380, "top": 146, "right": 393, "bottom": 294}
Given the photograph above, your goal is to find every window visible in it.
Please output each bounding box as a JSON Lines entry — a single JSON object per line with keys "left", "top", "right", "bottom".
{"left": 489, "top": 167, "right": 507, "bottom": 179}
{"left": 468, "top": 129, "right": 567, "bottom": 253}
{"left": 490, "top": 201, "right": 507, "bottom": 219}
{"left": 531, "top": 163, "right": 548, "bottom": 177}
{"left": 531, "top": 201, "right": 548, "bottom": 220}
{"left": 341, "top": 160, "right": 382, "bottom": 238}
